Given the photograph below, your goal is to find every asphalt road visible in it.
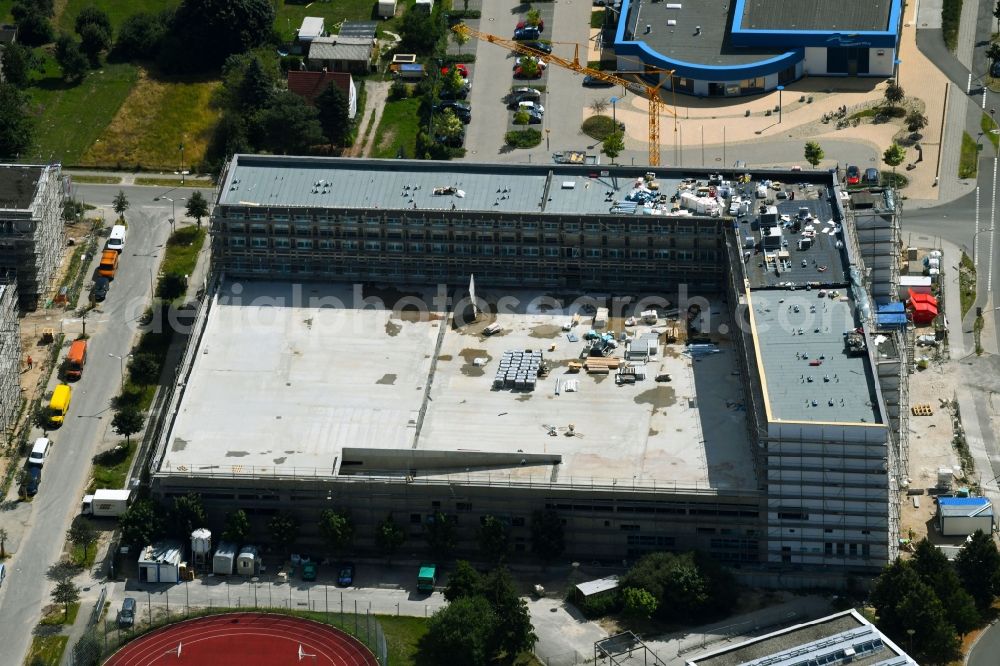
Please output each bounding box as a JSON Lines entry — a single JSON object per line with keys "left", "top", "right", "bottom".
{"left": 969, "top": 619, "right": 1000, "bottom": 666}
{"left": 0, "top": 186, "right": 176, "bottom": 665}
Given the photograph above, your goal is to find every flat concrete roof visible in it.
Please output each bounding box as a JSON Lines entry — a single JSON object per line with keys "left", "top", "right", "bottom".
{"left": 163, "top": 282, "right": 756, "bottom": 491}
{"left": 0, "top": 164, "right": 44, "bottom": 211}
{"left": 740, "top": 0, "right": 893, "bottom": 32}
{"left": 747, "top": 290, "right": 882, "bottom": 425}
{"left": 625, "top": 0, "right": 786, "bottom": 66}
{"left": 689, "top": 610, "right": 914, "bottom": 666}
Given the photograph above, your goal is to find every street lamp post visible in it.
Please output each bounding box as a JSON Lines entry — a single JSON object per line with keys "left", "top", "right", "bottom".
{"left": 162, "top": 196, "right": 186, "bottom": 233}
{"left": 776, "top": 85, "right": 784, "bottom": 123}
{"left": 545, "top": 128, "right": 550, "bottom": 150}
{"left": 108, "top": 352, "right": 130, "bottom": 386}
{"left": 609, "top": 95, "right": 619, "bottom": 129}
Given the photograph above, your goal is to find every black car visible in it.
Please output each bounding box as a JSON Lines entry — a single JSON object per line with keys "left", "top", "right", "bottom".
{"left": 509, "top": 87, "right": 542, "bottom": 106}
{"left": 583, "top": 75, "right": 614, "bottom": 87}
{"left": 436, "top": 102, "right": 471, "bottom": 123}
{"left": 513, "top": 26, "right": 541, "bottom": 41}
{"left": 23, "top": 466, "right": 41, "bottom": 496}
{"left": 862, "top": 167, "right": 880, "bottom": 185}
{"left": 439, "top": 84, "right": 470, "bottom": 101}
{"left": 521, "top": 41, "right": 552, "bottom": 54}
{"left": 337, "top": 563, "right": 355, "bottom": 587}
{"left": 91, "top": 276, "right": 110, "bottom": 302}
{"left": 992, "top": 60, "right": 1000, "bottom": 78}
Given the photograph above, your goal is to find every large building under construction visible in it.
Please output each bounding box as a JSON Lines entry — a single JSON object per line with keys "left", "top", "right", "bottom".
{"left": 149, "top": 155, "right": 908, "bottom": 584}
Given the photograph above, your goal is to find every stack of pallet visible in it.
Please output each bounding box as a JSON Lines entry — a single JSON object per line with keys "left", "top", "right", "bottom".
{"left": 584, "top": 357, "right": 621, "bottom": 374}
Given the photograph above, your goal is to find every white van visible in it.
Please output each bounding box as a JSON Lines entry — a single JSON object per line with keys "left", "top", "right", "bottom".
{"left": 0, "top": 562, "right": 6, "bottom": 587}
{"left": 106, "top": 225, "right": 127, "bottom": 252}
{"left": 28, "top": 437, "right": 50, "bottom": 466}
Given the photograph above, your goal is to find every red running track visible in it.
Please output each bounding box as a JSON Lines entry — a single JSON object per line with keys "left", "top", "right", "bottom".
{"left": 103, "top": 612, "right": 379, "bottom": 666}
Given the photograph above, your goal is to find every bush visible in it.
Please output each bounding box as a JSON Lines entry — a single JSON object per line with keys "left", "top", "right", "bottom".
{"left": 582, "top": 115, "right": 617, "bottom": 140}
{"left": 113, "top": 11, "right": 171, "bottom": 61}
{"left": 440, "top": 53, "right": 476, "bottom": 65}
{"left": 389, "top": 79, "right": 410, "bottom": 101}
{"left": 505, "top": 129, "right": 542, "bottom": 148}
{"left": 942, "top": 0, "right": 962, "bottom": 51}
{"left": 575, "top": 590, "right": 622, "bottom": 618}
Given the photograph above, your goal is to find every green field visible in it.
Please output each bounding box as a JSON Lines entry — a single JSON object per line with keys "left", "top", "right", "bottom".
{"left": 89, "top": 442, "right": 135, "bottom": 494}
{"left": 25, "top": 635, "right": 69, "bottom": 666}
{"left": 372, "top": 97, "right": 422, "bottom": 158}
{"left": 57, "top": 0, "right": 180, "bottom": 33}
{"left": 274, "top": 0, "right": 410, "bottom": 41}
{"left": 27, "top": 55, "right": 139, "bottom": 164}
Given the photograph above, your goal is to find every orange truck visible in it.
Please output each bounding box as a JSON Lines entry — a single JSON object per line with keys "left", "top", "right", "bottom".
{"left": 65, "top": 339, "right": 87, "bottom": 381}
{"left": 97, "top": 249, "right": 119, "bottom": 279}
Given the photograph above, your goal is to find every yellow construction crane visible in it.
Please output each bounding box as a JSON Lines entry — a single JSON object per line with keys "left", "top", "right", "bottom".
{"left": 452, "top": 23, "right": 677, "bottom": 166}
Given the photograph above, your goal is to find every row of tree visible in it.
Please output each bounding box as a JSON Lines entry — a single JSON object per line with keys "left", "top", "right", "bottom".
{"left": 870, "top": 532, "right": 1000, "bottom": 664}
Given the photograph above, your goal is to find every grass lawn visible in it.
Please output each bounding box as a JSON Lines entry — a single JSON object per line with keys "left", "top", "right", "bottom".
{"left": 27, "top": 55, "right": 139, "bottom": 165}
{"left": 590, "top": 9, "right": 605, "bottom": 28}
{"left": 982, "top": 112, "right": 1000, "bottom": 151}
{"left": 274, "top": 0, "right": 408, "bottom": 41}
{"left": 960, "top": 252, "right": 977, "bottom": 318}
{"left": 57, "top": 0, "right": 179, "bottom": 33}
{"left": 376, "top": 616, "right": 428, "bottom": 666}
{"left": 134, "top": 177, "right": 214, "bottom": 188}
{"left": 25, "top": 634, "right": 69, "bottom": 665}
{"left": 40, "top": 602, "right": 81, "bottom": 626}
{"left": 80, "top": 69, "right": 221, "bottom": 170}
{"left": 89, "top": 441, "right": 135, "bottom": 493}
{"left": 69, "top": 174, "right": 123, "bottom": 184}
{"left": 72, "top": 541, "right": 99, "bottom": 569}
{"left": 161, "top": 226, "right": 206, "bottom": 276}
{"left": 959, "top": 132, "right": 979, "bottom": 179}
{"left": 582, "top": 114, "right": 616, "bottom": 140}
{"left": 372, "top": 97, "right": 422, "bottom": 159}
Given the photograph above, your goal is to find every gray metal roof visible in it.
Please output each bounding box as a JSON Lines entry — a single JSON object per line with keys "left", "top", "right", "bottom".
{"left": 740, "top": 0, "right": 893, "bottom": 32}
{"left": 575, "top": 576, "right": 620, "bottom": 597}
{"left": 338, "top": 21, "right": 377, "bottom": 39}
{"left": 689, "top": 611, "right": 915, "bottom": 666}
{"left": 625, "top": 0, "right": 787, "bottom": 66}
{"left": 748, "top": 291, "right": 881, "bottom": 424}
{"left": 939, "top": 497, "right": 993, "bottom": 518}
{"left": 308, "top": 36, "right": 372, "bottom": 62}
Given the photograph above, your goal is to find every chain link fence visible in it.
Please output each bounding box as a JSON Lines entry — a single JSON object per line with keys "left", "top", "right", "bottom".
{"left": 70, "top": 592, "right": 389, "bottom": 666}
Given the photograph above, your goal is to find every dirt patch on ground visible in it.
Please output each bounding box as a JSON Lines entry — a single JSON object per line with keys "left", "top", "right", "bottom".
{"left": 376, "top": 374, "right": 397, "bottom": 385}
{"left": 459, "top": 348, "right": 490, "bottom": 377}
{"left": 529, "top": 324, "right": 563, "bottom": 339}
{"left": 438, "top": 355, "right": 453, "bottom": 361}
{"left": 384, "top": 320, "right": 402, "bottom": 337}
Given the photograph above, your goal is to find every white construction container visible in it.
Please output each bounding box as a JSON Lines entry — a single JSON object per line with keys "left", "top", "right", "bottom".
{"left": 593, "top": 307, "right": 609, "bottom": 329}
{"left": 213, "top": 541, "right": 238, "bottom": 575}
{"left": 236, "top": 546, "right": 261, "bottom": 576}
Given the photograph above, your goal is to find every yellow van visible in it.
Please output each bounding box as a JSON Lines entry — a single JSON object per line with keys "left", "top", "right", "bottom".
{"left": 48, "top": 384, "right": 72, "bottom": 427}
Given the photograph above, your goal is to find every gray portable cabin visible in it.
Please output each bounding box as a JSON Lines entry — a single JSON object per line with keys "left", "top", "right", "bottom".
{"left": 212, "top": 541, "right": 238, "bottom": 575}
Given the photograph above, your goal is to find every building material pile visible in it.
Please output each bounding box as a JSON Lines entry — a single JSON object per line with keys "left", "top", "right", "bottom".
{"left": 493, "top": 350, "right": 543, "bottom": 391}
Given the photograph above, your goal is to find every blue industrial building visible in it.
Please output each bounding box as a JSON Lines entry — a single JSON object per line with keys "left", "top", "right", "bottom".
{"left": 613, "top": 0, "right": 903, "bottom": 97}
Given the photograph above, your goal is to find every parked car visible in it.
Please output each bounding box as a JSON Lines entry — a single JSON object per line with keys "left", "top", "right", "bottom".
{"left": 337, "top": 563, "right": 355, "bottom": 587}
{"left": 583, "top": 75, "right": 614, "bottom": 87}
{"left": 521, "top": 41, "right": 552, "bottom": 54}
{"left": 862, "top": 167, "right": 880, "bottom": 185}
{"left": 23, "top": 466, "right": 41, "bottom": 496}
{"left": 440, "top": 83, "right": 471, "bottom": 101}
{"left": 522, "top": 110, "right": 543, "bottom": 125}
{"left": 510, "top": 87, "right": 542, "bottom": 104}
{"left": 91, "top": 276, "right": 110, "bottom": 302}
{"left": 437, "top": 102, "right": 471, "bottom": 123}
{"left": 435, "top": 130, "right": 466, "bottom": 148}
{"left": 441, "top": 64, "right": 469, "bottom": 78}
{"left": 516, "top": 19, "right": 544, "bottom": 32}
{"left": 301, "top": 561, "right": 317, "bottom": 581}
{"left": 992, "top": 60, "right": 1000, "bottom": 78}
{"left": 513, "top": 26, "right": 541, "bottom": 41}
{"left": 118, "top": 597, "right": 136, "bottom": 629}
{"left": 518, "top": 100, "right": 544, "bottom": 115}
{"left": 845, "top": 165, "right": 861, "bottom": 185}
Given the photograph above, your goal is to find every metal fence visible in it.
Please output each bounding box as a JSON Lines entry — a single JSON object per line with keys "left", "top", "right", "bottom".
{"left": 69, "top": 596, "right": 389, "bottom": 666}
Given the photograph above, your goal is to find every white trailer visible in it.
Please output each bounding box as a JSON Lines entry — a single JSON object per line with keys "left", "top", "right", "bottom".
{"left": 81, "top": 489, "right": 131, "bottom": 517}
{"left": 213, "top": 541, "right": 238, "bottom": 575}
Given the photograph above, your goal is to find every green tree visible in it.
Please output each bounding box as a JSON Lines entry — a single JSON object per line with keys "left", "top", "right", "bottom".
{"left": 74, "top": 6, "right": 112, "bottom": 38}
{"left": 252, "top": 91, "right": 324, "bottom": 154}
{"left": 871, "top": 559, "right": 920, "bottom": 639}
{"left": 477, "top": 515, "right": 510, "bottom": 565}
{"left": 883, "top": 80, "right": 904, "bottom": 109}
{"left": 113, "top": 11, "right": 170, "bottom": 60}
{"left": 897, "top": 581, "right": 961, "bottom": 664}
{"left": 159, "top": 0, "right": 275, "bottom": 73}
{"left": 424, "top": 511, "right": 456, "bottom": 559}
{"left": 316, "top": 83, "right": 350, "bottom": 146}
{"left": 1, "top": 43, "right": 40, "bottom": 89}
{"left": 437, "top": 108, "right": 465, "bottom": 141}
{"left": 0, "top": 527, "right": 8, "bottom": 558}
{"left": 912, "top": 539, "right": 980, "bottom": 635}
{"left": 530, "top": 509, "right": 564, "bottom": 563}
{"left": 513, "top": 109, "right": 531, "bottom": 126}
{"left": 0, "top": 83, "right": 35, "bottom": 157}
{"left": 52, "top": 578, "right": 80, "bottom": 619}
{"left": 441, "top": 67, "right": 466, "bottom": 96}
{"left": 517, "top": 56, "right": 539, "bottom": 78}
{"left": 374, "top": 514, "right": 405, "bottom": 561}
{"left": 481, "top": 567, "right": 537, "bottom": 657}
{"left": 421, "top": 596, "right": 497, "bottom": 666}
{"left": 185, "top": 191, "right": 209, "bottom": 227}
{"left": 989, "top": 42, "right": 1000, "bottom": 65}
{"left": 602, "top": 130, "right": 625, "bottom": 163}
{"left": 222, "top": 509, "right": 251, "bottom": 543}
{"left": 128, "top": 352, "right": 161, "bottom": 385}
{"left": 318, "top": 509, "right": 354, "bottom": 556}
{"left": 452, "top": 29, "right": 470, "bottom": 55}
{"left": 17, "top": 468, "right": 32, "bottom": 499}
{"left": 111, "top": 405, "right": 145, "bottom": 444}
{"left": 994, "top": 0, "right": 1000, "bottom": 31}
{"left": 67, "top": 515, "right": 98, "bottom": 562}
{"left": 398, "top": 8, "right": 444, "bottom": 55}
{"left": 804, "top": 140, "right": 824, "bottom": 167}
{"left": 112, "top": 190, "right": 129, "bottom": 218}
{"left": 157, "top": 272, "right": 187, "bottom": 301}
{"left": 955, "top": 529, "right": 1000, "bottom": 613}
{"left": 621, "top": 551, "right": 735, "bottom": 623}
{"left": 622, "top": 586, "right": 658, "bottom": 620}
{"left": 119, "top": 498, "right": 165, "bottom": 547}
{"left": 882, "top": 142, "right": 906, "bottom": 178}
{"left": 238, "top": 57, "right": 274, "bottom": 112}
{"left": 905, "top": 110, "right": 928, "bottom": 135}
{"left": 12, "top": 4, "right": 53, "bottom": 47}
{"left": 444, "top": 560, "right": 483, "bottom": 602}
{"left": 78, "top": 22, "right": 111, "bottom": 67}
{"left": 169, "top": 492, "right": 207, "bottom": 538}
{"left": 267, "top": 511, "right": 300, "bottom": 555}
{"left": 54, "top": 33, "right": 88, "bottom": 82}
{"left": 526, "top": 8, "right": 542, "bottom": 27}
